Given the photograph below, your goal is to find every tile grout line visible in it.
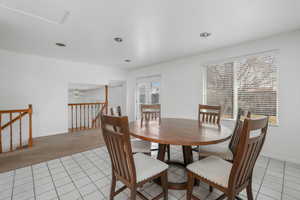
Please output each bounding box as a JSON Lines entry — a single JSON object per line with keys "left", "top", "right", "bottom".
{"left": 89, "top": 147, "right": 154, "bottom": 198}
{"left": 281, "top": 161, "right": 286, "bottom": 200}
{"left": 10, "top": 170, "right": 16, "bottom": 200}
{"left": 59, "top": 158, "right": 85, "bottom": 199}
{"left": 82, "top": 151, "right": 109, "bottom": 179}
{"left": 46, "top": 162, "right": 61, "bottom": 200}
{"left": 89, "top": 149, "right": 118, "bottom": 178}
{"left": 255, "top": 158, "right": 270, "bottom": 200}
{"left": 86, "top": 149, "right": 114, "bottom": 182}
{"left": 71, "top": 153, "right": 107, "bottom": 198}
{"left": 30, "top": 166, "right": 37, "bottom": 200}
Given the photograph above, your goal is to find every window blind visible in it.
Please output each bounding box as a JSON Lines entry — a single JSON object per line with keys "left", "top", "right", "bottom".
{"left": 236, "top": 54, "right": 278, "bottom": 124}
{"left": 205, "top": 52, "right": 278, "bottom": 125}
{"left": 206, "top": 62, "right": 234, "bottom": 118}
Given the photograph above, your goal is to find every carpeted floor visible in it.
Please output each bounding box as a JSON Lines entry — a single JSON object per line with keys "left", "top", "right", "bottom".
{"left": 0, "top": 128, "right": 105, "bottom": 173}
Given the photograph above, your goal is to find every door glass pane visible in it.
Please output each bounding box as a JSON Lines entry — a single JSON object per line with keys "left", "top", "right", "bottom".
{"left": 151, "top": 81, "right": 160, "bottom": 104}
{"left": 136, "top": 76, "right": 161, "bottom": 119}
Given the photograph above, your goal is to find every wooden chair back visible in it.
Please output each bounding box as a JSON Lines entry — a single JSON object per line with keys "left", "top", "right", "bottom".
{"left": 101, "top": 115, "right": 136, "bottom": 185}
{"left": 141, "top": 104, "right": 161, "bottom": 111}
{"left": 229, "top": 116, "right": 269, "bottom": 192}
{"left": 198, "top": 104, "right": 221, "bottom": 125}
{"left": 229, "top": 108, "right": 251, "bottom": 156}
{"left": 141, "top": 104, "right": 161, "bottom": 122}
{"left": 110, "top": 106, "right": 122, "bottom": 117}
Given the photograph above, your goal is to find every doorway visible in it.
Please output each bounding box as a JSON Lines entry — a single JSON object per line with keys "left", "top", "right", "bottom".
{"left": 135, "top": 75, "right": 161, "bottom": 119}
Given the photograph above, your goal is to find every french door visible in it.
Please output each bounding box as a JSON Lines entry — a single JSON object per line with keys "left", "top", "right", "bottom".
{"left": 135, "top": 75, "right": 161, "bottom": 119}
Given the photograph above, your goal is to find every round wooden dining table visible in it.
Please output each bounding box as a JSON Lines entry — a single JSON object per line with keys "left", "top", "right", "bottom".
{"left": 129, "top": 118, "right": 232, "bottom": 190}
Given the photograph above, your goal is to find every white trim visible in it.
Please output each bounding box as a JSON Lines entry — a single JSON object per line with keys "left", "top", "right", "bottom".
{"left": 202, "top": 49, "right": 280, "bottom": 67}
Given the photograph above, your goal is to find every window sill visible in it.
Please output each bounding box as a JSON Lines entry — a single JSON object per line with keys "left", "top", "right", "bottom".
{"left": 221, "top": 118, "right": 279, "bottom": 127}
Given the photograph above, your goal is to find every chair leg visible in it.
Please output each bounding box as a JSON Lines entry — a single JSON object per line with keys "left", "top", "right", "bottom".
{"left": 141, "top": 116, "right": 143, "bottom": 126}
{"left": 186, "top": 172, "right": 194, "bottom": 200}
{"left": 130, "top": 186, "right": 137, "bottom": 200}
{"left": 167, "top": 145, "right": 171, "bottom": 161}
{"left": 246, "top": 183, "right": 254, "bottom": 200}
{"left": 161, "top": 172, "right": 168, "bottom": 200}
{"left": 110, "top": 173, "right": 116, "bottom": 200}
{"left": 227, "top": 195, "right": 235, "bottom": 200}
{"left": 209, "top": 185, "right": 213, "bottom": 192}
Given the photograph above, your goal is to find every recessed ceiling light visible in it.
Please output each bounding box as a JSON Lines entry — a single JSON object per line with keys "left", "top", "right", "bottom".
{"left": 124, "top": 59, "right": 131, "bottom": 63}
{"left": 200, "top": 32, "right": 212, "bottom": 38}
{"left": 56, "top": 43, "right": 66, "bottom": 47}
{"left": 114, "top": 37, "right": 123, "bottom": 42}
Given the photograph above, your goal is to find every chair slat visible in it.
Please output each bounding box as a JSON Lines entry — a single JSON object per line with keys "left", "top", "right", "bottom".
{"left": 101, "top": 116, "right": 135, "bottom": 183}
{"left": 198, "top": 105, "right": 221, "bottom": 126}
{"left": 230, "top": 116, "right": 269, "bottom": 189}
{"left": 229, "top": 109, "right": 252, "bottom": 156}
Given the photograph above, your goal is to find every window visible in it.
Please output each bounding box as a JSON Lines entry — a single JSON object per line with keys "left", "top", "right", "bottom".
{"left": 136, "top": 75, "right": 161, "bottom": 119}
{"left": 204, "top": 52, "right": 278, "bottom": 125}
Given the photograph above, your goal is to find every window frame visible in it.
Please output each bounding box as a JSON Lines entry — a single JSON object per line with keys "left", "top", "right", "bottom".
{"left": 202, "top": 50, "right": 279, "bottom": 126}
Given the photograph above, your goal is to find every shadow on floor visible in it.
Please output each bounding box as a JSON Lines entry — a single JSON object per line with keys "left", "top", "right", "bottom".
{"left": 0, "top": 128, "right": 105, "bottom": 173}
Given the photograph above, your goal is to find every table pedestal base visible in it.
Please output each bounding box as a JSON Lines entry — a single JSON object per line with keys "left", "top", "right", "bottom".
{"left": 156, "top": 144, "right": 195, "bottom": 190}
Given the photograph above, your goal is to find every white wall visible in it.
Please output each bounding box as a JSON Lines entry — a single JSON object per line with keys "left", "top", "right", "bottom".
{"left": 68, "top": 87, "right": 105, "bottom": 103}
{"left": 127, "top": 30, "right": 300, "bottom": 164}
{"left": 0, "top": 49, "right": 127, "bottom": 137}
{"left": 108, "top": 82, "right": 127, "bottom": 115}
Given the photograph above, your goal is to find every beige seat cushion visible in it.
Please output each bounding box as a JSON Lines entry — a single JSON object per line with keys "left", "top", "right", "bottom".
{"left": 187, "top": 156, "right": 232, "bottom": 188}
{"left": 134, "top": 153, "right": 168, "bottom": 183}
{"left": 199, "top": 143, "right": 233, "bottom": 160}
{"left": 131, "top": 139, "right": 151, "bottom": 153}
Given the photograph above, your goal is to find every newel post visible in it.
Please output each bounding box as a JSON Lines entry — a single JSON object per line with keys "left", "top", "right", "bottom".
{"left": 28, "top": 104, "right": 33, "bottom": 147}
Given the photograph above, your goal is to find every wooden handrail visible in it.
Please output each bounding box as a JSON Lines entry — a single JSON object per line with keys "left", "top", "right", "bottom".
{"left": 68, "top": 102, "right": 106, "bottom": 106}
{"left": 1, "top": 112, "right": 27, "bottom": 130}
{"left": 0, "top": 104, "right": 32, "bottom": 153}
{"left": 92, "top": 103, "right": 107, "bottom": 128}
{"left": 0, "top": 108, "right": 30, "bottom": 114}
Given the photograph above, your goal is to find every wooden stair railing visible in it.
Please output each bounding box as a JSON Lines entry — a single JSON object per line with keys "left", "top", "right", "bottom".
{"left": 92, "top": 103, "right": 107, "bottom": 128}
{"left": 68, "top": 102, "right": 107, "bottom": 132}
{"left": 0, "top": 104, "right": 33, "bottom": 153}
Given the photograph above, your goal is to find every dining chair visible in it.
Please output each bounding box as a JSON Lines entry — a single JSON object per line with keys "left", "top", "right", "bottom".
{"left": 140, "top": 104, "right": 170, "bottom": 161}
{"left": 110, "top": 106, "right": 151, "bottom": 155}
{"left": 198, "top": 108, "right": 251, "bottom": 161}
{"left": 186, "top": 116, "right": 269, "bottom": 200}
{"left": 140, "top": 104, "right": 161, "bottom": 125}
{"left": 110, "top": 106, "right": 122, "bottom": 117}
{"left": 101, "top": 115, "right": 169, "bottom": 200}
{"left": 198, "top": 104, "right": 221, "bottom": 126}
{"left": 192, "top": 104, "right": 222, "bottom": 159}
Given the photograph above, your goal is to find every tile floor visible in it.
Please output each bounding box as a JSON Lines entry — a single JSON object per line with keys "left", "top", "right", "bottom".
{"left": 0, "top": 146, "right": 300, "bottom": 200}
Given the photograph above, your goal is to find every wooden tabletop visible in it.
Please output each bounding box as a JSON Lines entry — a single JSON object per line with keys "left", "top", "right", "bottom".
{"left": 129, "top": 118, "right": 232, "bottom": 146}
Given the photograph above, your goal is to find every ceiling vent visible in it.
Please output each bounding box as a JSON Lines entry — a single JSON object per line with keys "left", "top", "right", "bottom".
{"left": 0, "top": 0, "right": 69, "bottom": 24}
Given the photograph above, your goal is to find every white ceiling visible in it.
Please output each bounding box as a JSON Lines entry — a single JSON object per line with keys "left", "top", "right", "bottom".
{"left": 0, "top": 0, "right": 300, "bottom": 69}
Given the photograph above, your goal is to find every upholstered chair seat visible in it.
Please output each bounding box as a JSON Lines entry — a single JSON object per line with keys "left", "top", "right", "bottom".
{"left": 134, "top": 153, "right": 168, "bottom": 183}
{"left": 187, "top": 156, "right": 232, "bottom": 188}
{"left": 199, "top": 143, "right": 233, "bottom": 161}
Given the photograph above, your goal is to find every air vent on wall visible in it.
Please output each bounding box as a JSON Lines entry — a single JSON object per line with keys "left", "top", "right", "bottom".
{"left": 0, "top": 0, "right": 69, "bottom": 24}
